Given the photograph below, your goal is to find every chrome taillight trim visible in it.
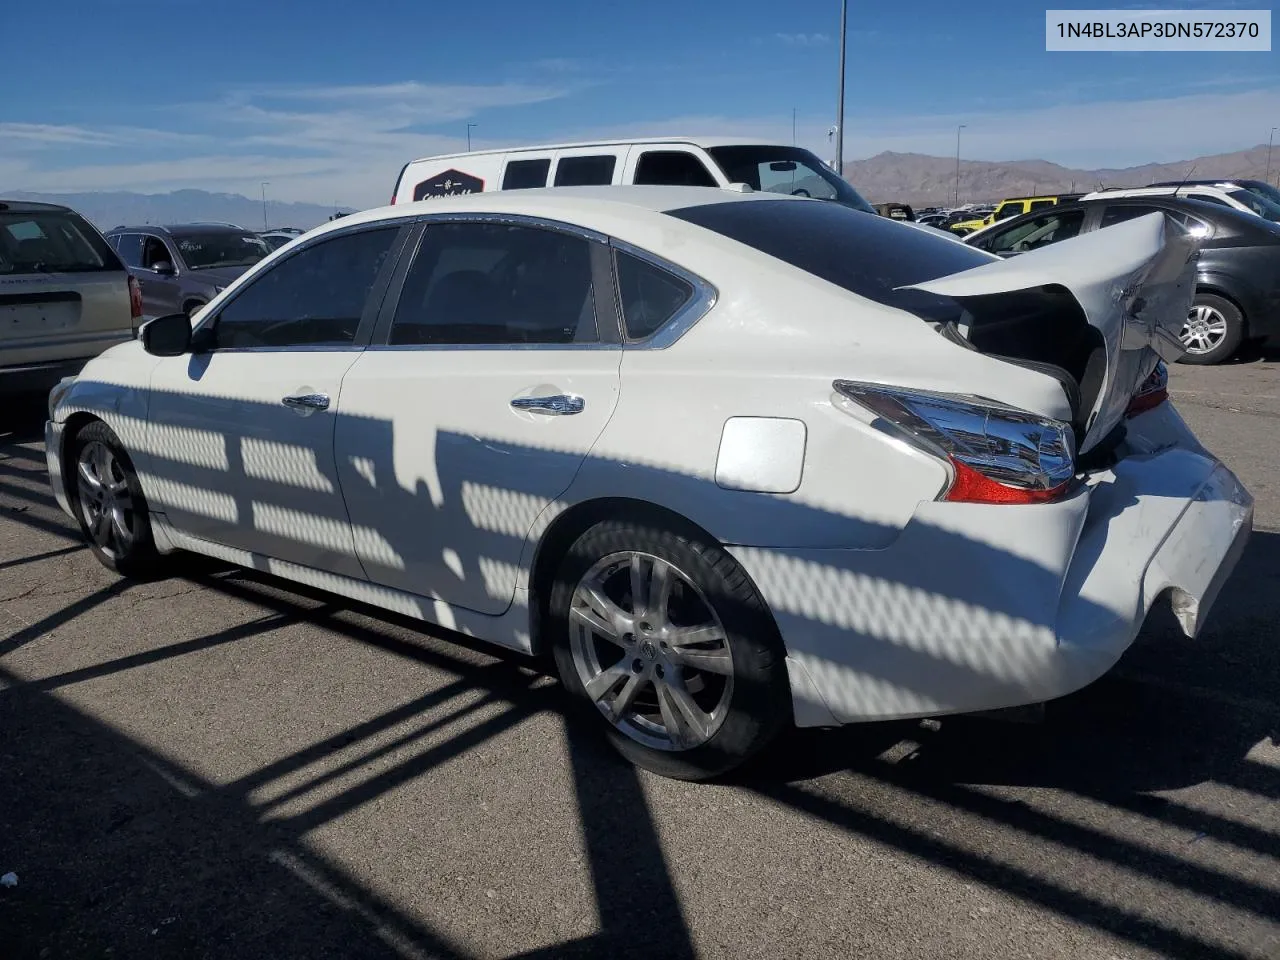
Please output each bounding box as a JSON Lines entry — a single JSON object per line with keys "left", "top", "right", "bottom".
{"left": 833, "top": 380, "right": 1077, "bottom": 493}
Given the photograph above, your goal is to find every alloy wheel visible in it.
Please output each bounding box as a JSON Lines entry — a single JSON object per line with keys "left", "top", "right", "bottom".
{"left": 76, "top": 440, "right": 135, "bottom": 559}
{"left": 568, "top": 551, "right": 734, "bottom": 752}
{"left": 1180, "top": 304, "right": 1228, "bottom": 355}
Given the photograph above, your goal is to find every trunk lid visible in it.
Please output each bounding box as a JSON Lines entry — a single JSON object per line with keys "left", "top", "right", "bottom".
{"left": 905, "top": 213, "right": 1198, "bottom": 453}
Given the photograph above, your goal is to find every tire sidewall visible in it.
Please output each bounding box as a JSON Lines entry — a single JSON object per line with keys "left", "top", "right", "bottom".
{"left": 69, "top": 420, "right": 158, "bottom": 577}
{"left": 548, "top": 517, "right": 790, "bottom": 781}
{"left": 1178, "top": 294, "right": 1243, "bottom": 366}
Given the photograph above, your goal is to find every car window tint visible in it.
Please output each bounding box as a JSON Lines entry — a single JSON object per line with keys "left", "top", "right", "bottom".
{"left": 989, "top": 210, "right": 1084, "bottom": 253}
{"left": 994, "top": 204, "right": 1023, "bottom": 220}
{"left": 115, "top": 234, "right": 143, "bottom": 268}
{"left": 388, "top": 222, "right": 597, "bottom": 345}
{"left": 1028, "top": 199, "right": 1055, "bottom": 211}
{"left": 502, "top": 158, "right": 551, "bottom": 190}
{"left": 212, "top": 227, "right": 397, "bottom": 349}
{"left": 615, "top": 251, "right": 694, "bottom": 341}
{"left": 633, "top": 151, "right": 718, "bottom": 187}
{"left": 554, "top": 155, "right": 616, "bottom": 187}
{"left": 0, "top": 212, "right": 119, "bottom": 274}
{"left": 141, "top": 236, "right": 171, "bottom": 269}
{"left": 1100, "top": 204, "right": 1162, "bottom": 228}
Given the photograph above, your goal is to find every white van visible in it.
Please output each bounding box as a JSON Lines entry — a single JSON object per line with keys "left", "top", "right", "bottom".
{"left": 390, "top": 137, "right": 878, "bottom": 213}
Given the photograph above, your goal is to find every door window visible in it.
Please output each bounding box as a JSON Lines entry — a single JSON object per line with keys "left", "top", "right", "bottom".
{"left": 615, "top": 251, "right": 695, "bottom": 341}
{"left": 114, "top": 234, "right": 144, "bottom": 268}
{"left": 994, "top": 203, "right": 1025, "bottom": 221}
{"left": 553, "top": 155, "right": 617, "bottom": 187}
{"left": 502, "top": 158, "right": 551, "bottom": 190}
{"left": 1100, "top": 204, "right": 1162, "bottom": 227}
{"left": 1028, "top": 199, "right": 1055, "bottom": 211}
{"left": 387, "top": 222, "right": 597, "bottom": 345}
{"left": 633, "top": 151, "right": 718, "bottom": 187}
{"left": 141, "top": 236, "right": 172, "bottom": 269}
{"left": 988, "top": 210, "right": 1084, "bottom": 254}
{"left": 210, "top": 227, "right": 398, "bottom": 349}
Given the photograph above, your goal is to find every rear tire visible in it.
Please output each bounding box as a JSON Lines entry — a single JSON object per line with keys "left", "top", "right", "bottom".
{"left": 548, "top": 516, "right": 791, "bottom": 781}
{"left": 1178, "top": 293, "right": 1243, "bottom": 365}
{"left": 69, "top": 420, "right": 160, "bottom": 578}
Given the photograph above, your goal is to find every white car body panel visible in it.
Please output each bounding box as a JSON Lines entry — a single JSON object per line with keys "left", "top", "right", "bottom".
{"left": 44, "top": 187, "right": 1252, "bottom": 729}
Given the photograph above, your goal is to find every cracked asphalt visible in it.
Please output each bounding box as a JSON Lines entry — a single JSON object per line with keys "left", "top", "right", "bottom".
{"left": 1, "top": 348, "right": 1278, "bottom": 960}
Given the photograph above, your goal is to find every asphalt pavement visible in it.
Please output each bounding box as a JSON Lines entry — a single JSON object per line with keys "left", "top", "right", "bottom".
{"left": 1, "top": 348, "right": 1278, "bottom": 960}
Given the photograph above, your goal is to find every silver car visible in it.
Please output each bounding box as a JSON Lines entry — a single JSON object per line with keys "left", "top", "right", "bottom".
{"left": 1, "top": 200, "right": 139, "bottom": 395}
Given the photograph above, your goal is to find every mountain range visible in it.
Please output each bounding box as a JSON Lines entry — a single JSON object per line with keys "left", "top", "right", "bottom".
{"left": 844, "top": 143, "right": 1280, "bottom": 207}
{"left": 7, "top": 142, "right": 1278, "bottom": 225}
{"left": 4, "top": 189, "right": 355, "bottom": 231}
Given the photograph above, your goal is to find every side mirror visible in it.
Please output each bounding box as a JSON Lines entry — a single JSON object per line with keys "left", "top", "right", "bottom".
{"left": 151, "top": 261, "right": 175, "bottom": 275}
{"left": 141, "top": 313, "right": 192, "bottom": 356}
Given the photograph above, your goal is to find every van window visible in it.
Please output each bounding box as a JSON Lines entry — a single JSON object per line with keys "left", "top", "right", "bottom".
{"left": 503, "top": 158, "right": 551, "bottom": 190}
{"left": 633, "top": 151, "right": 718, "bottom": 187}
{"left": 554, "top": 155, "right": 617, "bottom": 187}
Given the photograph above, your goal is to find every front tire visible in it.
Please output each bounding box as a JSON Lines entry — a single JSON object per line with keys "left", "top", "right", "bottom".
{"left": 1178, "top": 293, "right": 1243, "bottom": 365}
{"left": 548, "top": 517, "right": 791, "bottom": 780}
{"left": 69, "top": 420, "right": 159, "bottom": 577}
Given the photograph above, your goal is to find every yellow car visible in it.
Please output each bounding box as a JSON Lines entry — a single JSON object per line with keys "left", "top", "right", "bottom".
{"left": 949, "top": 194, "right": 1082, "bottom": 236}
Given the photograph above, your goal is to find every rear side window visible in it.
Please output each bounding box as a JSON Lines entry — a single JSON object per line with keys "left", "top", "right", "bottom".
{"left": 114, "top": 234, "right": 144, "bottom": 268}
{"left": 212, "top": 227, "right": 398, "bottom": 349}
{"left": 633, "top": 151, "right": 718, "bottom": 187}
{"left": 615, "top": 251, "right": 695, "bottom": 341}
{"left": 554, "top": 155, "right": 617, "bottom": 187}
{"left": 503, "top": 158, "right": 551, "bottom": 190}
{"left": 0, "top": 211, "right": 121, "bottom": 275}
{"left": 1100, "top": 204, "right": 1162, "bottom": 227}
{"left": 1029, "top": 199, "right": 1055, "bottom": 211}
{"left": 388, "top": 222, "right": 597, "bottom": 345}
{"left": 668, "top": 200, "right": 991, "bottom": 318}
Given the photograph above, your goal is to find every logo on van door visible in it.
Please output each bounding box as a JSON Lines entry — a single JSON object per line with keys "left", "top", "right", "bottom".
{"left": 413, "top": 169, "right": 485, "bottom": 200}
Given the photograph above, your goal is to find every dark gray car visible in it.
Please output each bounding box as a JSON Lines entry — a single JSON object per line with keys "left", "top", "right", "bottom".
{"left": 104, "top": 224, "right": 271, "bottom": 320}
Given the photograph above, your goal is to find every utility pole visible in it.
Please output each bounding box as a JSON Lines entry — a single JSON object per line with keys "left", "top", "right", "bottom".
{"left": 260, "top": 182, "right": 269, "bottom": 231}
{"left": 955, "top": 125, "right": 966, "bottom": 205}
{"left": 1267, "top": 127, "right": 1278, "bottom": 186}
{"left": 835, "top": 0, "right": 847, "bottom": 174}
{"left": 466, "top": 123, "right": 478, "bottom": 152}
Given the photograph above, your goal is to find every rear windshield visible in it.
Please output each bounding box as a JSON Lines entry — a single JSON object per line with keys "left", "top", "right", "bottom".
{"left": 0, "top": 211, "right": 122, "bottom": 275}
{"left": 172, "top": 231, "right": 271, "bottom": 270}
{"left": 666, "top": 199, "right": 991, "bottom": 319}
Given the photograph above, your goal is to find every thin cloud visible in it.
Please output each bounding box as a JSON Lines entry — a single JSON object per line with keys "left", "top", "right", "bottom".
{"left": 775, "top": 32, "right": 830, "bottom": 46}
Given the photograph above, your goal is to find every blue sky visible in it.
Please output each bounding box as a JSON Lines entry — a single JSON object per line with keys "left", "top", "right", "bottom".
{"left": 2, "top": 0, "right": 1277, "bottom": 206}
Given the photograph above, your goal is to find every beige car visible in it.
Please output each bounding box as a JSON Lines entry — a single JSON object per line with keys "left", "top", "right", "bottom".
{"left": 1, "top": 200, "right": 140, "bottom": 396}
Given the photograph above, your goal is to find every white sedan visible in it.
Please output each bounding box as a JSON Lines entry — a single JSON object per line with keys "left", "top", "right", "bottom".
{"left": 45, "top": 186, "right": 1253, "bottom": 780}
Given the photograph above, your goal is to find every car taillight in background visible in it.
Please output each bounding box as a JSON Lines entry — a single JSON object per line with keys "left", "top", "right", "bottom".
{"left": 834, "top": 380, "right": 1076, "bottom": 505}
{"left": 128, "top": 275, "right": 143, "bottom": 324}
{"left": 1126, "top": 361, "right": 1169, "bottom": 418}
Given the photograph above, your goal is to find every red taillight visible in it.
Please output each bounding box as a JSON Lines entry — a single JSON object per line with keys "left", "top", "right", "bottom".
{"left": 128, "top": 275, "right": 143, "bottom": 321}
{"left": 1126, "top": 362, "right": 1169, "bottom": 418}
{"left": 946, "top": 458, "right": 1069, "bottom": 505}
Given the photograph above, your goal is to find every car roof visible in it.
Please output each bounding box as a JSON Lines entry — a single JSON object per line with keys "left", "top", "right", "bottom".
{"left": 0, "top": 199, "right": 73, "bottom": 214}
{"left": 300, "top": 185, "right": 793, "bottom": 243}
{"left": 107, "top": 223, "right": 255, "bottom": 236}
{"left": 405, "top": 136, "right": 800, "bottom": 165}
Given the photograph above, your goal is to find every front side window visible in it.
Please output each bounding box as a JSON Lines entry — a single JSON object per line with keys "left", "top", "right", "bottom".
{"left": 141, "top": 235, "right": 172, "bottom": 269}
{"left": 503, "top": 158, "right": 551, "bottom": 190}
{"left": 1225, "top": 188, "right": 1280, "bottom": 222}
{"left": 211, "top": 227, "right": 398, "bottom": 349}
{"left": 994, "top": 202, "right": 1025, "bottom": 221}
{"left": 706, "top": 145, "right": 876, "bottom": 214}
{"left": 172, "top": 231, "right": 272, "bottom": 270}
{"left": 988, "top": 210, "right": 1084, "bottom": 254}
{"left": 388, "top": 222, "right": 597, "bottom": 346}
{"left": 0, "top": 211, "right": 120, "bottom": 275}
{"left": 633, "top": 151, "right": 718, "bottom": 187}
{"left": 554, "top": 155, "right": 617, "bottom": 187}
{"left": 615, "top": 251, "right": 695, "bottom": 341}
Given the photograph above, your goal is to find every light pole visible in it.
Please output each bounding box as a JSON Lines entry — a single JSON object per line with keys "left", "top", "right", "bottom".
{"left": 835, "top": 0, "right": 848, "bottom": 173}
{"left": 260, "top": 182, "right": 269, "bottom": 231}
{"left": 954, "top": 125, "right": 966, "bottom": 205}
{"left": 1267, "top": 127, "right": 1278, "bottom": 186}
{"left": 466, "top": 123, "right": 478, "bottom": 152}
{"left": 792, "top": 107, "right": 797, "bottom": 146}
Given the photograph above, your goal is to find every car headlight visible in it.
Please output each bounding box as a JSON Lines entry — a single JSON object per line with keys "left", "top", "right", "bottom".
{"left": 48, "top": 375, "right": 76, "bottom": 420}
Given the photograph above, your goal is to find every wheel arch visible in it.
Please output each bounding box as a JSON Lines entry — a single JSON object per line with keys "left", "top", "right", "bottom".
{"left": 525, "top": 496, "right": 779, "bottom": 658}
{"left": 57, "top": 411, "right": 104, "bottom": 506}
{"left": 1194, "top": 282, "right": 1250, "bottom": 333}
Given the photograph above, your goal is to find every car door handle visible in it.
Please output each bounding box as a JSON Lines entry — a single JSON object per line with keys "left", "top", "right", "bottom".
{"left": 282, "top": 393, "right": 330, "bottom": 411}
{"left": 510, "top": 394, "right": 584, "bottom": 416}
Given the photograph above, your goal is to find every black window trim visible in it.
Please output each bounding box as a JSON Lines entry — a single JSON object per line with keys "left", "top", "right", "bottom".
{"left": 194, "top": 219, "right": 416, "bottom": 354}
{"left": 609, "top": 238, "right": 718, "bottom": 350}
{"left": 367, "top": 212, "right": 624, "bottom": 351}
